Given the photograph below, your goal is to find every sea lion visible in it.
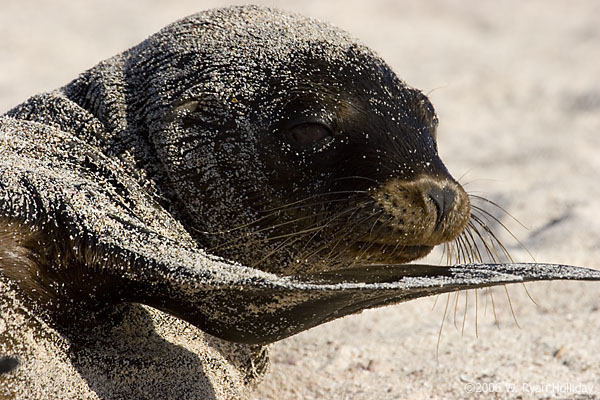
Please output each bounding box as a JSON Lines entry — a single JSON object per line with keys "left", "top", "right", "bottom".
{"left": 0, "top": 5, "right": 599, "bottom": 399}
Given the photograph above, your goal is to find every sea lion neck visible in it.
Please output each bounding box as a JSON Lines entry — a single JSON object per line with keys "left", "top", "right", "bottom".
{"left": 4, "top": 51, "right": 156, "bottom": 180}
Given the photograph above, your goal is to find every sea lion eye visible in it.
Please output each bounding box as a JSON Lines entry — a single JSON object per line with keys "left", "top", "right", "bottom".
{"left": 288, "top": 123, "right": 332, "bottom": 148}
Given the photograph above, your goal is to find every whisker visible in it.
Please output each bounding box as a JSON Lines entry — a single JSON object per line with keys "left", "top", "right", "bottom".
{"left": 330, "top": 175, "right": 379, "bottom": 185}
{"left": 441, "top": 242, "right": 449, "bottom": 265}
{"left": 201, "top": 195, "right": 369, "bottom": 236}
{"left": 455, "top": 168, "right": 473, "bottom": 184}
{"left": 489, "top": 287, "right": 500, "bottom": 329}
{"left": 469, "top": 194, "right": 529, "bottom": 230}
{"left": 468, "top": 220, "right": 500, "bottom": 262}
{"left": 436, "top": 293, "right": 451, "bottom": 361}
{"left": 456, "top": 235, "right": 472, "bottom": 263}
{"left": 484, "top": 286, "right": 489, "bottom": 316}
{"left": 250, "top": 235, "right": 299, "bottom": 268}
{"left": 209, "top": 197, "right": 376, "bottom": 254}
{"left": 463, "top": 225, "right": 484, "bottom": 263}
{"left": 456, "top": 232, "right": 472, "bottom": 263}
{"left": 521, "top": 283, "right": 540, "bottom": 307}
{"left": 476, "top": 221, "right": 509, "bottom": 262}
{"left": 324, "top": 212, "right": 379, "bottom": 264}
{"left": 504, "top": 285, "right": 520, "bottom": 328}
{"left": 260, "top": 190, "right": 369, "bottom": 213}
{"left": 234, "top": 209, "right": 330, "bottom": 237}
{"left": 461, "top": 235, "right": 473, "bottom": 263}
{"left": 471, "top": 205, "right": 535, "bottom": 262}
{"left": 453, "top": 291, "right": 460, "bottom": 329}
{"left": 445, "top": 238, "right": 459, "bottom": 265}
{"left": 470, "top": 215, "right": 513, "bottom": 262}
{"left": 461, "top": 290, "right": 468, "bottom": 337}
{"left": 302, "top": 204, "right": 365, "bottom": 242}
{"left": 452, "top": 236, "right": 465, "bottom": 264}
{"left": 354, "top": 214, "right": 395, "bottom": 262}
{"left": 475, "top": 288, "right": 479, "bottom": 338}
{"left": 300, "top": 207, "right": 369, "bottom": 260}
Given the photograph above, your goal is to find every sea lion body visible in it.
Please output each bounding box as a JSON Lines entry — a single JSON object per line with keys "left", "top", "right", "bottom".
{"left": 0, "top": 6, "right": 463, "bottom": 397}
{"left": 0, "top": 5, "right": 466, "bottom": 322}
{"left": 1, "top": 5, "right": 599, "bottom": 400}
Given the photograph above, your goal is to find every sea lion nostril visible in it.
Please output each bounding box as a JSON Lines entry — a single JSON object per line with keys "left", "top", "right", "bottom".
{"left": 427, "top": 186, "right": 456, "bottom": 227}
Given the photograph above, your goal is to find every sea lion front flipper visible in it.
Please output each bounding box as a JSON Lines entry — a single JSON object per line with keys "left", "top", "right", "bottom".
{"left": 144, "top": 261, "right": 600, "bottom": 345}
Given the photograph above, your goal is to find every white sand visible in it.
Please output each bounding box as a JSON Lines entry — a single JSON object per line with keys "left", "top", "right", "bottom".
{"left": 1, "top": 1, "right": 599, "bottom": 399}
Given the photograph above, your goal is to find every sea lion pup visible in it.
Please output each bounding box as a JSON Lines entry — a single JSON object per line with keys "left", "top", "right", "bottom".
{"left": 0, "top": 5, "right": 599, "bottom": 399}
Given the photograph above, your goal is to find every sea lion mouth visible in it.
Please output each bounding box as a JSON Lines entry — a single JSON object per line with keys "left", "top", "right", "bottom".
{"left": 349, "top": 242, "right": 433, "bottom": 260}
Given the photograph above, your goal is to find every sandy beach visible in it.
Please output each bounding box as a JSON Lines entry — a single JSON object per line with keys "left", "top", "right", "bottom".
{"left": 2, "top": 1, "right": 599, "bottom": 399}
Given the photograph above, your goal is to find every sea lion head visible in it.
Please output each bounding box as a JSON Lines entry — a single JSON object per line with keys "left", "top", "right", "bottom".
{"left": 140, "top": 6, "right": 470, "bottom": 274}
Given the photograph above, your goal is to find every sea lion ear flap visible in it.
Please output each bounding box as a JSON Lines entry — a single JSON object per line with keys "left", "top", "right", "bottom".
{"left": 158, "top": 79, "right": 234, "bottom": 126}
{"left": 141, "top": 259, "right": 600, "bottom": 346}
{"left": 162, "top": 100, "right": 199, "bottom": 123}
